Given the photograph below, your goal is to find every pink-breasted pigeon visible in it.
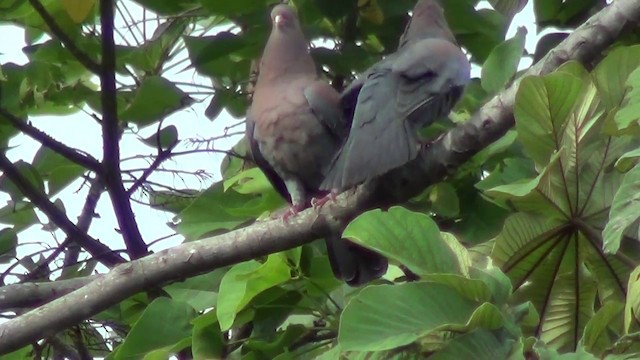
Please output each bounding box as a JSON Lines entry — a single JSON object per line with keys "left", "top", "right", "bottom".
{"left": 246, "top": 4, "right": 387, "bottom": 286}
{"left": 321, "top": 0, "right": 471, "bottom": 191}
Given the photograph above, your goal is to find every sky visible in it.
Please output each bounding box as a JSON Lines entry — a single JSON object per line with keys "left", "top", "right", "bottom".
{"left": 0, "top": 1, "right": 546, "bottom": 281}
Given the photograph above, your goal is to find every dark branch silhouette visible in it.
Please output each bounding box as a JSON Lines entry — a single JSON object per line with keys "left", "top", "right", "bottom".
{"left": 0, "top": 108, "right": 101, "bottom": 172}
{"left": 0, "top": 153, "right": 125, "bottom": 267}
{"left": 99, "top": 0, "right": 148, "bottom": 259}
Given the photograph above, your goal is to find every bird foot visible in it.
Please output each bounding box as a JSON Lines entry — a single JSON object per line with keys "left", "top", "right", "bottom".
{"left": 311, "top": 191, "right": 338, "bottom": 211}
{"left": 282, "top": 204, "right": 303, "bottom": 224}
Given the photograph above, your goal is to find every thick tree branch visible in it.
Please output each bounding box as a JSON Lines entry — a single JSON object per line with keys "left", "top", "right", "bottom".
{"left": 0, "top": 154, "right": 125, "bottom": 267}
{"left": 0, "top": 276, "right": 96, "bottom": 311}
{"left": 27, "top": 0, "right": 101, "bottom": 74}
{"left": 0, "top": 0, "right": 638, "bottom": 354}
{"left": 99, "top": 0, "right": 148, "bottom": 259}
{"left": 0, "top": 109, "right": 101, "bottom": 173}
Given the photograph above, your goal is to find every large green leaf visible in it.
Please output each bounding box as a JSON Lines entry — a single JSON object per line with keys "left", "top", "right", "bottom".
{"left": 343, "top": 206, "right": 461, "bottom": 276}
{"left": 603, "top": 163, "right": 640, "bottom": 254}
{"left": 119, "top": 76, "right": 195, "bottom": 126}
{"left": 191, "top": 310, "right": 225, "bottom": 359}
{"left": 430, "top": 329, "right": 515, "bottom": 360}
{"left": 481, "top": 26, "right": 527, "bottom": 94}
{"left": 515, "top": 73, "right": 585, "bottom": 169}
{"left": 216, "top": 254, "right": 291, "bottom": 331}
{"left": 32, "top": 145, "right": 86, "bottom": 195}
{"left": 163, "top": 268, "right": 227, "bottom": 311}
{"left": 592, "top": 46, "right": 640, "bottom": 112}
{"left": 339, "top": 282, "right": 480, "bottom": 351}
{"left": 177, "top": 181, "right": 282, "bottom": 240}
{"left": 114, "top": 298, "right": 195, "bottom": 360}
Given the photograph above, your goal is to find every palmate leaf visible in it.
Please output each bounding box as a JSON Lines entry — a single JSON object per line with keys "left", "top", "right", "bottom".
{"left": 486, "top": 57, "right": 640, "bottom": 351}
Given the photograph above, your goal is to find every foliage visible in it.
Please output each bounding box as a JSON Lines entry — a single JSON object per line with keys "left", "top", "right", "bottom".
{"left": 1, "top": 0, "right": 640, "bottom": 358}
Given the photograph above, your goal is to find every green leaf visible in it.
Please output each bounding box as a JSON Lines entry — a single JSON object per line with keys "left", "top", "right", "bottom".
{"left": 0, "top": 228, "right": 17, "bottom": 264}
{"left": 343, "top": 206, "right": 461, "bottom": 276}
{"left": 183, "top": 33, "right": 255, "bottom": 81}
{"left": 481, "top": 26, "right": 527, "bottom": 94}
{"left": 338, "top": 282, "right": 480, "bottom": 351}
{"left": 514, "top": 73, "right": 584, "bottom": 168}
{"left": 624, "top": 266, "right": 640, "bottom": 333}
{"left": 616, "top": 147, "right": 640, "bottom": 173}
{"left": 429, "top": 183, "right": 460, "bottom": 218}
{"left": 140, "top": 125, "right": 179, "bottom": 150}
{"left": 163, "top": 269, "right": 227, "bottom": 311}
{"left": 489, "top": 0, "right": 528, "bottom": 18}
{"left": 613, "top": 66, "right": 640, "bottom": 134}
{"left": 119, "top": 76, "right": 195, "bottom": 126}
{"left": 602, "top": 163, "right": 640, "bottom": 254}
{"left": 0, "top": 201, "right": 39, "bottom": 232}
{"left": 114, "top": 298, "right": 195, "bottom": 360}
{"left": 593, "top": 45, "right": 640, "bottom": 111}
{"left": 0, "top": 160, "right": 45, "bottom": 201}
{"left": 177, "top": 181, "right": 282, "bottom": 240}
{"left": 192, "top": 311, "right": 224, "bottom": 359}
{"left": 533, "top": 0, "right": 562, "bottom": 23}
{"left": 421, "top": 274, "right": 492, "bottom": 302}
{"left": 581, "top": 301, "right": 624, "bottom": 355}
{"left": 217, "top": 254, "right": 291, "bottom": 331}
{"left": 60, "top": 0, "right": 95, "bottom": 23}
{"left": 431, "top": 329, "right": 514, "bottom": 360}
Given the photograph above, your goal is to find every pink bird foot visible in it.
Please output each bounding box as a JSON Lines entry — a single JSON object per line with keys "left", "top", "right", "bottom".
{"left": 311, "top": 190, "right": 338, "bottom": 211}
{"left": 282, "top": 204, "right": 304, "bottom": 223}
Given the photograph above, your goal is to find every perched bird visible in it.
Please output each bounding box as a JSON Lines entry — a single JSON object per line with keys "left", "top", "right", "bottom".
{"left": 246, "top": 4, "right": 387, "bottom": 286}
{"left": 321, "top": 0, "right": 471, "bottom": 191}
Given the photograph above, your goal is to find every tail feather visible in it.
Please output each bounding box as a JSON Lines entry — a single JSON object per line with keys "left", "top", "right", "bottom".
{"left": 324, "top": 233, "right": 388, "bottom": 286}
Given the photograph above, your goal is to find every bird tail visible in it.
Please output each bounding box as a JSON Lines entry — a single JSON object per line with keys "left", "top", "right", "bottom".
{"left": 324, "top": 233, "right": 388, "bottom": 286}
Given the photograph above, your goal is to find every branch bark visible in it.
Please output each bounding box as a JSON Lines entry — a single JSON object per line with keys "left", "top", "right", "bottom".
{"left": 0, "top": 276, "right": 96, "bottom": 311}
{"left": 0, "top": 0, "right": 639, "bottom": 354}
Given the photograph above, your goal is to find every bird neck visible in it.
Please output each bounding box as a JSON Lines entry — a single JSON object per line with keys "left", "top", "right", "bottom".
{"left": 259, "top": 31, "right": 316, "bottom": 81}
{"left": 399, "top": 9, "right": 457, "bottom": 48}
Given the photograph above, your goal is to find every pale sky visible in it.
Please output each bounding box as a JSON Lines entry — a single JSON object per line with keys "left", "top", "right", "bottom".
{"left": 0, "top": 1, "right": 546, "bottom": 280}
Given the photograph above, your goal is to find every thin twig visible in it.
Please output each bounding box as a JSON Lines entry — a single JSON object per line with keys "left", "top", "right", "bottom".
{"left": 0, "top": 108, "right": 101, "bottom": 172}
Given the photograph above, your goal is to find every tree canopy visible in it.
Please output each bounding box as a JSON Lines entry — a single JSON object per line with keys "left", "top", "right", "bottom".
{"left": 1, "top": 0, "right": 640, "bottom": 358}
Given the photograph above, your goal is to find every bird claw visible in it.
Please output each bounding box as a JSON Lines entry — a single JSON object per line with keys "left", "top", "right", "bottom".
{"left": 281, "top": 204, "right": 303, "bottom": 224}
{"left": 311, "top": 191, "right": 338, "bottom": 211}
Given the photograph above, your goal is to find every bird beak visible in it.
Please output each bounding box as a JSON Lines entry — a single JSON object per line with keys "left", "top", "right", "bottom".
{"left": 275, "top": 14, "right": 285, "bottom": 26}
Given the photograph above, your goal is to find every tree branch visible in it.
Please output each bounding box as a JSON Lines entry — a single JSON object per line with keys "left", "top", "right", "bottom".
{"left": 27, "top": 0, "right": 101, "bottom": 74}
{"left": 0, "top": 153, "right": 125, "bottom": 267}
{"left": 0, "top": 276, "right": 96, "bottom": 311}
{"left": 0, "top": 109, "right": 101, "bottom": 173}
{"left": 62, "top": 178, "right": 105, "bottom": 273}
{"left": 0, "top": 0, "right": 638, "bottom": 353}
{"left": 99, "top": 0, "right": 148, "bottom": 259}
{"left": 19, "top": 178, "right": 105, "bottom": 282}
{"left": 126, "top": 148, "right": 173, "bottom": 195}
